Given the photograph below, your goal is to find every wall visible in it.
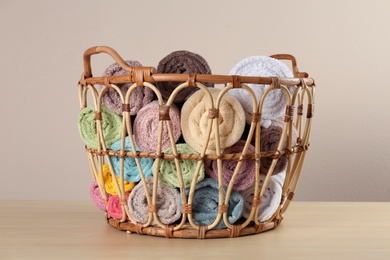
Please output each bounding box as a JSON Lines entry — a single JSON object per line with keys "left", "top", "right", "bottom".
{"left": 1, "top": 0, "right": 389, "bottom": 201}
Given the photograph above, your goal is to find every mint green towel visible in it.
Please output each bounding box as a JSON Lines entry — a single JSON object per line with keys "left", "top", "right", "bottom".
{"left": 78, "top": 105, "right": 122, "bottom": 150}
{"left": 156, "top": 143, "right": 204, "bottom": 188}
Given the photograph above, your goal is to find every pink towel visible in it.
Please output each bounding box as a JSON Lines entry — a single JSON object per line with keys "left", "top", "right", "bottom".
{"left": 102, "top": 60, "right": 154, "bottom": 115}
{"left": 107, "top": 194, "right": 128, "bottom": 220}
{"left": 89, "top": 180, "right": 108, "bottom": 211}
{"left": 205, "top": 140, "right": 256, "bottom": 191}
{"left": 133, "top": 101, "right": 182, "bottom": 152}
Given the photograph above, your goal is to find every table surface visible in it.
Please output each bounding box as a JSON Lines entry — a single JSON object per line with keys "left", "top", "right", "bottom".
{"left": 1, "top": 201, "right": 389, "bottom": 259}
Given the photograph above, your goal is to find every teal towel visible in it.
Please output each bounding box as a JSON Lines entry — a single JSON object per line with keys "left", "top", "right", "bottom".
{"left": 184, "top": 178, "right": 244, "bottom": 229}
{"left": 78, "top": 105, "right": 122, "bottom": 150}
{"left": 156, "top": 143, "right": 204, "bottom": 188}
{"left": 110, "top": 137, "right": 154, "bottom": 182}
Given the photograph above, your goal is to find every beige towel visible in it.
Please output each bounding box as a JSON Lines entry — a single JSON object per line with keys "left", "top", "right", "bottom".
{"left": 181, "top": 88, "right": 246, "bottom": 154}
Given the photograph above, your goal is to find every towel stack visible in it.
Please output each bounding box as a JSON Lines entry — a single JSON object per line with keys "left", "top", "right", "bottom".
{"left": 81, "top": 51, "right": 296, "bottom": 227}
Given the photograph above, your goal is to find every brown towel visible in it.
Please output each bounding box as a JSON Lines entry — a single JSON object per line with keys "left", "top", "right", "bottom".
{"left": 205, "top": 140, "right": 256, "bottom": 191}
{"left": 156, "top": 50, "right": 214, "bottom": 103}
{"left": 260, "top": 119, "right": 298, "bottom": 175}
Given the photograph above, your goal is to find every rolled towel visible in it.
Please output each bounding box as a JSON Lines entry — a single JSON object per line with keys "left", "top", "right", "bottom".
{"left": 268, "top": 116, "right": 299, "bottom": 144}
{"left": 156, "top": 143, "right": 204, "bottom": 188}
{"left": 228, "top": 56, "right": 294, "bottom": 127}
{"left": 260, "top": 121, "right": 298, "bottom": 175}
{"left": 205, "top": 140, "right": 256, "bottom": 191}
{"left": 240, "top": 171, "right": 285, "bottom": 222}
{"left": 181, "top": 88, "right": 246, "bottom": 154}
{"left": 102, "top": 164, "right": 135, "bottom": 195}
{"left": 110, "top": 137, "right": 154, "bottom": 182}
{"left": 128, "top": 178, "right": 182, "bottom": 225}
{"left": 133, "top": 101, "right": 181, "bottom": 152}
{"left": 107, "top": 194, "right": 128, "bottom": 220}
{"left": 102, "top": 60, "right": 154, "bottom": 115}
{"left": 156, "top": 50, "right": 214, "bottom": 103}
{"left": 186, "top": 178, "right": 244, "bottom": 229}
{"left": 78, "top": 105, "right": 122, "bottom": 150}
{"left": 89, "top": 180, "right": 109, "bottom": 211}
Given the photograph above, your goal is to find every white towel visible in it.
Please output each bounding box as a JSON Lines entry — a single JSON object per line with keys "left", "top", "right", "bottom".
{"left": 240, "top": 171, "right": 285, "bottom": 222}
{"left": 228, "top": 56, "right": 294, "bottom": 128}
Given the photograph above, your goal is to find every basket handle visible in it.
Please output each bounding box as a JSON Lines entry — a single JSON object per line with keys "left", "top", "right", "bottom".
{"left": 83, "top": 46, "right": 134, "bottom": 78}
{"left": 270, "top": 54, "right": 309, "bottom": 78}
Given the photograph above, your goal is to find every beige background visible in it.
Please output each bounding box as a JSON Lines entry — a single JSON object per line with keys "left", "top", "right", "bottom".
{"left": 1, "top": 0, "right": 389, "bottom": 201}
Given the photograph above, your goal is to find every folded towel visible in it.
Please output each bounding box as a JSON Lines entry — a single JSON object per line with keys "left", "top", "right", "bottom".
{"left": 185, "top": 178, "right": 244, "bottom": 229}
{"left": 181, "top": 88, "right": 246, "bottom": 154}
{"left": 107, "top": 194, "right": 128, "bottom": 220}
{"left": 156, "top": 143, "right": 204, "bottom": 188}
{"left": 133, "top": 101, "right": 181, "bottom": 152}
{"left": 156, "top": 50, "right": 214, "bottom": 103}
{"left": 128, "top": 178, "right": 182, "bottom": 225}
{"left": 228, "top": 56, "right": 294, "bottom": 127}
{"left": 78, "top": 105, "right": 122, "bottom": 150}
{"left": 110, "top": 137, "right": 154, "bottom": 182}
{"left": 102, "top": 60, "right": 154, "bottom": 115}
{"left": 205, "top": 140, "right": 256, "bottom": 191}
{"left": 240, "top": 171, "right": 285, "bottom": 222}
{"left": 89, "top": 180, "right": 108, "bottom": 211}
{"left": 260, "top": 121, "right": 298, "bottom": 175}
{"left": 102, "top": 164, "right": 135, "bottom": 195}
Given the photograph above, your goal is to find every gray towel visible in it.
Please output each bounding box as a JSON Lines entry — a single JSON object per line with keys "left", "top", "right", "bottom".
{"left": 128, "top": 178, "right": 182, "bottom": 225}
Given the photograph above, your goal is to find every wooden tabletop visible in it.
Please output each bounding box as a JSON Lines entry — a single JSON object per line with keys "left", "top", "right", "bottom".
{"left": 1, "top": 201, "right": 389, "bottom": 259}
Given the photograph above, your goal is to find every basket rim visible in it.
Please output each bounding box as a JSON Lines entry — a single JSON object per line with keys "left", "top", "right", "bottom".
{"left": 80, "top": 46, "right": 315, "bottom": 87}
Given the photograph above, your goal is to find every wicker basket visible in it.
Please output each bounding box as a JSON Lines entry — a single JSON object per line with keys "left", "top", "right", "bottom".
{"left": 78, "top": 46, "right": 315, "bottom": 239}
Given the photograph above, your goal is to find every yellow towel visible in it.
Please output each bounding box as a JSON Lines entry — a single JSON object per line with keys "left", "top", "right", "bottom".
{"left": 181, "top": 88, "right": 245, "bottom": 154}
{"left": 101, "top": 164, "right": 135, "bottom": 195}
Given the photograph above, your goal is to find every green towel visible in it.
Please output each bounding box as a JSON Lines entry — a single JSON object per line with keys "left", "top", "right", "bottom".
{"left": 157, "top": 143, "right": 204, "bottom": 188}
{"left": 78, "top": 105, "right": 122, "bottom": 150}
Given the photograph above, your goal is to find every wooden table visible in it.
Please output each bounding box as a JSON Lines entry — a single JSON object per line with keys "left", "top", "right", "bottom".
{"left": 1, "top": 201, "right": 389, "bottom": 259}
